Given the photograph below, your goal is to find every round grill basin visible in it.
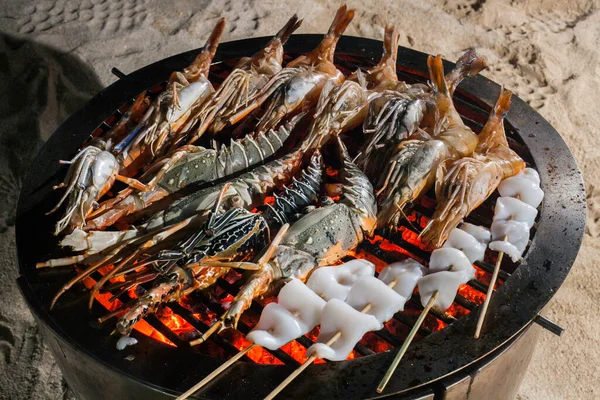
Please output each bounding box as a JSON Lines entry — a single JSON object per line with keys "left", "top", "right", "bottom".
{"left": 16, "top": 35, "right": 585, "bottom": 399}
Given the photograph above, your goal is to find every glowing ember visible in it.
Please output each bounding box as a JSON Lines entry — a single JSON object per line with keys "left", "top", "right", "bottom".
{"left": 81, "top": 272, "right": 175, "bottom": 347}
{"left": 158, "top": 307, "right": 197, "bottom": 338}
{"left": 458, "top": 284, "right": 486, "bottom": 305}
{"left": 369, "top": 235, "right": 422, "bottom": 263}
{"left": 223, "top": 329, "right": 284, "bottom": 365}
{"left": 360, "top": 332, "right": 393, "bottom": 353}
{"left": 280, "top": 340, "right": 309, "bottom": 364}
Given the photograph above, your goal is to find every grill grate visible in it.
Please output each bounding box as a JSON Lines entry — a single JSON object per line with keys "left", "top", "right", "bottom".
{"left": 78, "top": 51, "right": 538, "bottom": 369}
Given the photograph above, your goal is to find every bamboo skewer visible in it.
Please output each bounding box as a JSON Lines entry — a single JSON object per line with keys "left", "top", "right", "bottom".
{"left": 176, "top": 344, "right": 256, "bottom": 400}
{"left": 264, "top": 278, "right": 399, "bottom": 400}
{"left": 474, "top": 235, "right": 507, "bottom": 339}
{"left": 376, "top": 291, "right": 438, "bottom": 393}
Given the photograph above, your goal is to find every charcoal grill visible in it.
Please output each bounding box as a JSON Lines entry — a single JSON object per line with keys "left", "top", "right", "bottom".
{"left": 16, "top": 35, "right": 585, "bottom": 400}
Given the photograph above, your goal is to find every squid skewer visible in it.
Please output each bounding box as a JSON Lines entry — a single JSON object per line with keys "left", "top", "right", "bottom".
{"left": 266, "top": 260, "right": 424, "bottom": 399}
{"left": 177, "top": 258, "right": 391, "bottom": 400}
{"left": 474, "top": 168, "right": 543, "bottom": 338}
{"left": 377, "top": 224, "right": 490, "bottom": 393}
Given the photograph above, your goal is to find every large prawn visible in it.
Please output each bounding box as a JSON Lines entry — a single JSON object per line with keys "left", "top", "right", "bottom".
{"left": 226, "top": 4, "right": 355, "bottom": 135}
{"left": 180, "top": 15, "right": 303, "bottom": 145}
{"left": 376, "top": 54, "right": 481, "bottom": 230}
{"left": 302, "top": 24, "right": 402, "bottom": 151}
{"left": 47, "top": 19, "right": 226, "bottom": 235}
{"left": 421, "top": 89, "right": 525, "bottom": 247}
{"left": 82, "top": 115, "right": 302, "bottom": 231}
{"left": 357, "top": 49, "right": 487, "bottom": 179}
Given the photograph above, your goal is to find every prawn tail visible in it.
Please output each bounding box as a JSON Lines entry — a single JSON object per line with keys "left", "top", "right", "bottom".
{"left": 447, "top": 49, "right": 487, "bottom": 94}
{"left": 275, "top": 14, "right": 303, "bottom": 45}
{"left": 427, "top": 54, "right": 448, "bottom": 95}
{"left": 493, "top": 87, "right": 512, "bottom": 118}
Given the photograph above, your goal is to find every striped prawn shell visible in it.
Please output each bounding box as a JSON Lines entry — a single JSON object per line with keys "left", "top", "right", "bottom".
{"left": 261, "top": 151, "right": 323, "bottom": 227}
{"left": 157, "top": 117, "right": 297, "bottom": 193}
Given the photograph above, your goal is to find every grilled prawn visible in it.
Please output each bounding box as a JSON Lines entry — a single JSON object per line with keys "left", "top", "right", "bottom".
{"left": 113, "top": 153, "right": 323, "bottom": 335}
{"left": 226, "top": 5, "right": 354, "bottom": 134}
{"left": 376, "top": 54, "right": 481, "bottom": 230}
{"left": 180, "top": 15, "right": 303, "bottom": 144}
{"left": 219, "top": 137, "right": 376, "bottom": 330}
{"left": 48, "top": 19, "right": 225, "bottom": 235}
{"left": 421, "top": 89, "right": 525, "bottom": 247}
{"left": 302, "top": 24, "right": 402, "bottom": 151}
{"left": 358, "top": 49, "right": 487, "bottom": 178}
{"left": 82, "top": 115, "right": 301, "bottom": 231}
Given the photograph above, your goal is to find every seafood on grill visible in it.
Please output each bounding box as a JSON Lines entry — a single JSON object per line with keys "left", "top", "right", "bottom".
{"left": 113, "top": 152, "right": 324, "bottom": 335}
{"left": 246, "top": 279, "right": 326, "bottom": 350}
{"left": 306, "top": 259, "right": 375, "bottom": 301}
{"left": 45, "top": 150, "right": 323, "bottom": 314}
{"left": 375, "top": 54, "right": 482, "bottom": 230}
{"left": 213, "top": 137, "right": 377, "bottom": 332}
{"left": 47, "top": 19, "right": 226, "bottom": 235}
{"left": 421, "top": 89, "right": 526, "bottom": 247}
{"left": 82, "top": 115, "right": 302, "bottom": 231}
{"left": 357, "top": 49, "right": 487, "bottom": 180}
{"left": 301, "top": 24, "right": 402, "bottom": 152}
{"left": 226, "top": 5, "right": 354, "bottom": 135}
{"left": 181, "top": 15, "right": 303, "bottom": 144}
{"left": 488, "top": 168, "right": 544, "bottom": 262}
{"left": 418, "top": 224, "right": 490, "bottom": 311}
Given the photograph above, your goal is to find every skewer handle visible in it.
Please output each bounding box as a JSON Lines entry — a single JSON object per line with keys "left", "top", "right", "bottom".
{"left": 376, "top": 291, "right": 438, "bottom": 394}
{"left": 264, "top": 330, "right": 341, "bottom": 400}
{"left": 176, "top": 344, "right": 256, "bottom": 400}
{"left": 474, "top": 237, "right": 506, "bottom": 339}
{"left": 264, "top": 354, "right": 318, "bottom": 400}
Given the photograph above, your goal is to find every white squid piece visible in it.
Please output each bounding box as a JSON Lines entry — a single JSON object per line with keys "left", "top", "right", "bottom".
{"left": 429, "top": 247, "right": 476, "bottom": 282}
{"left": 306, "top": 259, "right": 375, "bottom": 301}
{"left": 346, "top": 276, "right": 406, "bottom": 323}
{"left": 493, "top": 197, "right": 538, "bottom": 228}
{"left": 489, "top": 220, "right": 530, "bottom": 262}
{"left": 443, "top": 228, "right": 487, "bottom": 264}
{"left": 459, "top": 222, "right": 491, "bottom": 246}
{"left": 418, "top": 270, "right": 466, "bottom": 312}
{"left": 498, "top": 168, "right": 544, "bottom": 208}
{"left": 306, "top": 299, "right": 381, "bottom": 361}
{"left": 246, "top": 279, "right": 326, "bottom": 350}
{"left": 378, "top": 259, "right": 427, "bottom": 299}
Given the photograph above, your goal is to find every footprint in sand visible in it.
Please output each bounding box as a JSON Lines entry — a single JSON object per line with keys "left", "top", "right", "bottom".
{"left": 17, "top": 0, "right": 149, "bottom": 35}
{"left": 442, "top": 0, "right": 486, "bottom": 19}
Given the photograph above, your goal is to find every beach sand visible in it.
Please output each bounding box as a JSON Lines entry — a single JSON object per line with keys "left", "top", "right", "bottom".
{"left": 0, "top": 0, "right": 598, "bottom": 398}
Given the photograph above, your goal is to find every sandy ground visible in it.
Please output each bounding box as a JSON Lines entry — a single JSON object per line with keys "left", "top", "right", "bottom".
{"left": 0, "top": 0, "right": 598, "bottom": 399}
